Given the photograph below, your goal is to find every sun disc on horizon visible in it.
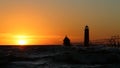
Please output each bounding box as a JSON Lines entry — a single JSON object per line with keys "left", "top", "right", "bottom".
{"left": 18, "top": 40, "right": 27, "bottom": 45}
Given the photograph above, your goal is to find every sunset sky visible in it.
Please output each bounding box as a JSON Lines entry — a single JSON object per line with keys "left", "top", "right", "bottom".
{"left": 0, "top": 0, "right": 120, "bottom": 45}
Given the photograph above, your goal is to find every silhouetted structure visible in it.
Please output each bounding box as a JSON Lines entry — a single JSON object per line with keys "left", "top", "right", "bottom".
{"left": 109, "top": 35, "right": 120, "bottom": 47}
{"left": 84, "top": 25, "right": 89, "bottom": 47}
{"left": 63, "top": 36, "right": 71, "bottom": 46}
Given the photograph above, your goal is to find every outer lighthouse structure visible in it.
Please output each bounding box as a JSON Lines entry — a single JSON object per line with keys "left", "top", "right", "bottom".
{"left": 84, "top": 25, "right": 89, "bottom": 47}
{"left": 63, "top": 36, "right": 71, "bottom": 46}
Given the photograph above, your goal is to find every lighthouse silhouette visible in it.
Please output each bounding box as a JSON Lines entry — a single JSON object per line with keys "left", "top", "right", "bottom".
{"left": 84, "top": 25, "right": 89, "bottom": 47}
{"left": 63, "top": 36, "right": 71, "bottom": 46}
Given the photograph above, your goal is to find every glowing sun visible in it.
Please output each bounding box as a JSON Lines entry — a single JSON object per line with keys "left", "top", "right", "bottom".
{"left": 18, "top": 40, "right": 27, "bottom": 45}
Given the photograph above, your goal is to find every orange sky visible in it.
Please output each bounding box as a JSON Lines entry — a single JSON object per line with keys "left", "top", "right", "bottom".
{"left": 0, "top": 0, "right": 120, "bottom": 45}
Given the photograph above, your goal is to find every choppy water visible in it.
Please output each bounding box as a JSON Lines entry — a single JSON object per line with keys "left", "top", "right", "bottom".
{"left": 0, "top": 45, "right": 120, "bottom": 68}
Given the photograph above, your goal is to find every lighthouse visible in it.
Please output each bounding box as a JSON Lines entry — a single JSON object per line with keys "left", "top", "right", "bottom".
{"left": 63, "top": 36, "right": 71, "bottom": 46}
{"left": 84, "top": 25, "right": 89, "bottom": 47}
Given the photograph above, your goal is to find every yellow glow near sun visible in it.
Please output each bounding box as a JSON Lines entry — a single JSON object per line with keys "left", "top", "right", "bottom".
{"left": 15, "top": 35, "right": 28, "bottom": 39}
{"left": 18, "top": 40, "right": 27, "bottom": 45}
{"left": 14, "top": 35, "right": 29, "bottom": 45}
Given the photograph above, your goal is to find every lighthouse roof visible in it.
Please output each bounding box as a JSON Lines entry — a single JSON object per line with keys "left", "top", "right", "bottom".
{"left": 64, "top": 36, "right": 70, "bottom": 41}
{"left": 85, "top": 25, "right": 89, "bottom": 29}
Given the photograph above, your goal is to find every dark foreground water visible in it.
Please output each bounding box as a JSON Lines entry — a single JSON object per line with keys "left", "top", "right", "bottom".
{"left": 0, "top": 45, "right": 120, "bottom": 68}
